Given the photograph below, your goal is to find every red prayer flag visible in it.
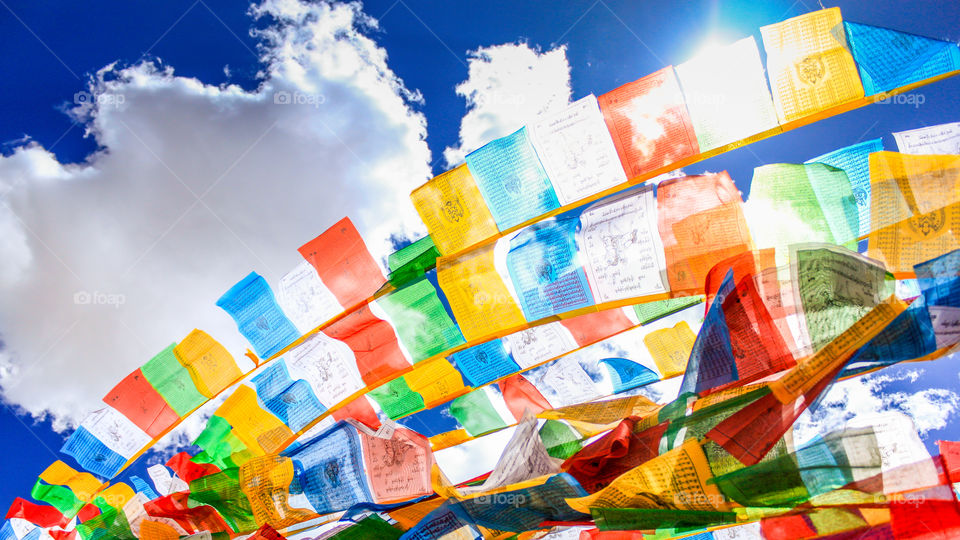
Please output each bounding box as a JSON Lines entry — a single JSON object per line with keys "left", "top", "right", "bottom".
{"left": 165, "top": 452, "right": 220, "bottom": 484}
{"left": 498, "top": 374, "right": 551, "bottom": 421}
{"left": 102, "top": 368, "right": 180, "bottom": 438}
{"left": 297, "top": 217, "right": 385, "bottom": 309}
{"left": 323, "top": 304, "right": 409, "bottom": 386}
{"left": 6, "top": 497, "right": 66, "bottom": 528}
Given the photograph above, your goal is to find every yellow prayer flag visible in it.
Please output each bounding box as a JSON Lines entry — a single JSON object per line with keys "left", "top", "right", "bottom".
{"left": 760, "top": 7, "right": 864, "bottom": 123}
{"left": 411, "top": 164, "right": 499, "bottom": 255}
{"left": 173, "top": 329, "right": 243, "bottom": 398}
{"left": 866, "top": 151, "right": 960, "bottom": 275}
{"left": 39, "top": 461, "right": 103, "bottom": 501}
{"left": 404, "top": 360, "right": 468, "bottom": 408}
{"left": 437, "top": 244, "right": 527, "bottom": 341}
{"left": 565, "top": 439, "right": 728, "bottom": 513}
{"left": 643, "top": 320, "right": 697, "bottom": 378}
{"left": 98, "top": 482, "right": 135, "bottom": 510}
{"left": 216, "top": 385, "right": 293, "bottom": 455}
{"left": 240, "top": 455, "right": 318, "bottom": 528}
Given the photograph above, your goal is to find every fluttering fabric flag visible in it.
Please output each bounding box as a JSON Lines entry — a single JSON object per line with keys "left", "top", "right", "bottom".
{"left": 173, "top": 329, "right": 243, "bottom": 398}
{"left": 598, "top": 66, "right": 699, "bottom": 178}
{"left": 748, "top": 163, "right": 859, "bottom": 251}
{"left": 675, "top": 37, "right": 779, "bottom": 151}
{"left": 760, "top": 7, "right": 865, "bottom": 123}
{"left": 411, "top": 164, "right": 500, "bottom": 256}
{"left": 844, "top": 21, "right": 960, "bottom": 95}
{"left": 893, "top": 121, "right": 960, "bottom": 155}
{"left": 102, "top": 369, "right": 181, "bottom": 439}
{"left": 528, "top": 94, "right": 628, "bottom": 206}
{"left": 807, "top": 138, "right": 885, "bottom": 236}
{"left": 657, "top": 172, "right": 752, "bottom": 292}
{"left": 217, "top": 271, "right": 300, "bottom": 359}
{"left": 298, "top": 217, "right": 387, "bottom": 311}
{"left": 61, "top": 407, "right": 152, "bottom": 479}
{"left": 139, "top": 343, "right": 208, "bottom": 417}
{"left": 465, "top": 126, "right": 560, "bottom": 231}
{"left": 866, "top": 151, "right": 960, "bottom": 275}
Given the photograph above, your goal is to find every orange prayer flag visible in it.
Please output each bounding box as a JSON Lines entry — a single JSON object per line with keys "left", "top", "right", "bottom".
{"left": 657, "top": 171, "right": 752, "bottom": 293}
{"left": 297, "top": 216, "right": 385, "bottom": 308}
{"left": 597, "top": 66, "right": 699, "bottom": 178}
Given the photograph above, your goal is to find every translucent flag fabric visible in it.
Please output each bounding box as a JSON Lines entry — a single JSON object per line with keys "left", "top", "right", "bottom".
{"left": 675, "top": 37, "right": 779, "bottom": 151}
{"left": 807, "top": 138, "right": 885, "bottom": 236}
{"left": 598, "top": 66, "right": 699, "bottom": 178}
{"left": 748, "top": 163, "right": 859, "bottom": 251}
{"left": 844, "top": 21, "right": 960, "bottom": 95}
{"left": 866, "top": 152, "right": 960, "bottom": 275}
{"left": 760, "top": 7, "right": 864, "bottom": 123}
{"left": 658, "top": 172, "right": 752, "bottom": 293}
{"left": 140, "top": 343, "right": 207, "bottom": 417}
{"left": 507, "top": 215, "right": 595, "bottom": 320}
{"left": 464, "top": 126, "right": 560, "bottom": 231}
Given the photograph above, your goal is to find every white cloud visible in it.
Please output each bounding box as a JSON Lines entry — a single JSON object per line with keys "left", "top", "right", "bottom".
{"left": 794, "top": 369, "right": 960, "bottom": 445}
{"left": 0, "top": 0, "right": 432, "bottom": 440}
{"left": 443, "top": 42, "right": 572, "bottom": 166}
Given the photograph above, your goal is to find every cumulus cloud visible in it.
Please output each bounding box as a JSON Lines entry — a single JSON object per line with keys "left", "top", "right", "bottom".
{"left": 443, "top": 42, "right": 572, "bottom": 166}
{"left": 794, "top": 369, "right": 960, "bottom": 445}
{"left": 0, "top": 0, "right": 432, "bottom": 440}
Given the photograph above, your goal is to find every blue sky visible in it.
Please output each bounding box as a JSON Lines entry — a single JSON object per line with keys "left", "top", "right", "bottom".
{"left": 0, "top": 0, "right": 959, "bottom": 518}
